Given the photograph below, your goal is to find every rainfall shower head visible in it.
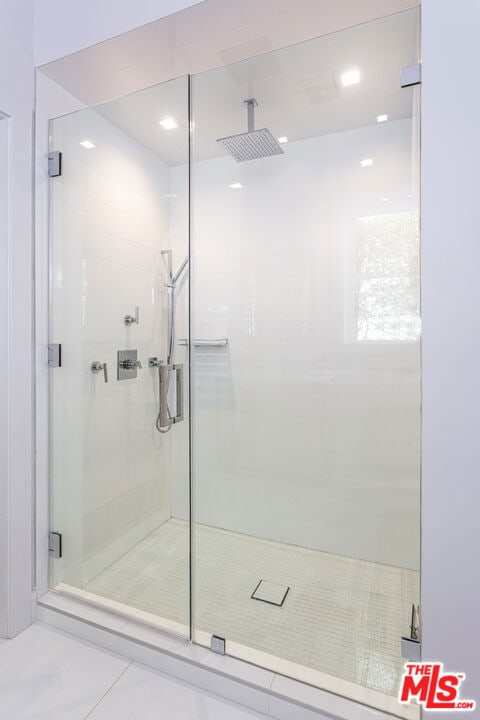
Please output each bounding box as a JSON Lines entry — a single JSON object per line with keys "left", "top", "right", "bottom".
{"left": 217, "top": 99, "right": 284, "bottom": 163}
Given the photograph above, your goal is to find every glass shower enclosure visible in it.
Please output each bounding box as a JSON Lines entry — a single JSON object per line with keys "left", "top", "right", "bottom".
{"left": 49, "top": 75, "right": 191, "bottom": 636}
{"left": 48, "top": 9, "right": 420, "bottom": 718}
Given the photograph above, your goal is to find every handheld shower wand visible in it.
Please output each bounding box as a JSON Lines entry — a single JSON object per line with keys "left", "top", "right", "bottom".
{"left": 153, "top": 250, "right": 188, "bottom": 433}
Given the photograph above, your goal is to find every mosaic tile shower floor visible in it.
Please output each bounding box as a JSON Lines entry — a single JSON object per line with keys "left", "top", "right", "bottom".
{"left": 86, "top": 519, "right": 418, "bottom": 699}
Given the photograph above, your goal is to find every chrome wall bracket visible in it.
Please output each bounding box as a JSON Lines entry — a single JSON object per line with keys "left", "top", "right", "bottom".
{"left": 401, "top": 63, "right": 422, "bottom": 88}
{"left": 48, "top": 151, "right": 62, "bottom": 177}
{"left": 211, "top": 636, "right": 226, "bottom": 655}
{"left": 48, "top": 343, "right": 62, "bottom": 367}
{"left": 401, "top": 636, "right": 421, "bottom": 661}
{"left": 48, "top": 531, "right": 62, "bottom": 559}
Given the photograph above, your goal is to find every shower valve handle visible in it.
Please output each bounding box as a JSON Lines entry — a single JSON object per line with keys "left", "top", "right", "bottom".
{"left": 91, "top": 361, "right": 108, "bottom": 383}
{"left": 119, "top": 358, "right": 142, "bottom": 370}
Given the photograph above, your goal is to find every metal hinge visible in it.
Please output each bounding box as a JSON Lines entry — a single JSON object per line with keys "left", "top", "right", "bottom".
{"left": 401, "top": 603, "right": 421, "bottom": 661}
{"left": 401, "top": 63, "right": 422, "bottom": 88}
{"left": 48, "top": 343, "right": 62, "bottom": 367}
{"left": 48, "top": 151, "right": 62, "bottom": 177}
{"left": 211, "top": 635, "right": 226, "bottom": 655}
{"left": 48, "top": 532, "right": 62, "bottom": 559}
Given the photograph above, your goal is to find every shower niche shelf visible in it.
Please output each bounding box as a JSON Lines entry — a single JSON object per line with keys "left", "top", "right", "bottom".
{"left": 178, "top": 338, "right": 228, "bottom": 347}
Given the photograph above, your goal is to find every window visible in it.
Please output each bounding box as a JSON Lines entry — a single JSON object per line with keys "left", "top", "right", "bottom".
{"left": 353, "top": 211, "right": 420, "bottom": 342}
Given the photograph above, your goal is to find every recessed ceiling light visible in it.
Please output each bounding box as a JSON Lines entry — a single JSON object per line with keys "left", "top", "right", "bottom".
{"left": 381, "top": 197, "right": 389, "bottom": 202}
{"left": 278, "top": 136, "right": 288, "bottom": 144}
{"left": 377, "top": 114, "right": 388, "bottom": 123}
{"left": 159, "top": 117, "right": 178, "bottom": 130}
{"left": 80, "top": 140, "right": 96, "bottom": 149}
{"left": 360, "top": 158, "right": 373, "bottom": 167}
{"left": 229, "top": 183, "right": 243, "bottom": 189}
{"left": 341, "top": 69, "right": 360, "bottom": 87}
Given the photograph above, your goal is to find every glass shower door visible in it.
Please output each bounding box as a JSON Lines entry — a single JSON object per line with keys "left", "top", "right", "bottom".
{"left": 49, "top": 75, "right": 191, "bottom": 637}
{"left": 191, "top": 10, "right": 420, "bottom": 717}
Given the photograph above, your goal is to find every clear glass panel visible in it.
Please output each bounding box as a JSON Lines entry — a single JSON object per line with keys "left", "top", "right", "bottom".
{"left": 191, "top": 9, "right": 420, "bottom": 715}
{"left": 49, "top": 75, "right": 191, "bottom": 636}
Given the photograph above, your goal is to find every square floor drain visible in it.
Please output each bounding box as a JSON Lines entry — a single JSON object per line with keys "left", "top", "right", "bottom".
{"left": 251, "top": 580, "right": 289, "bottom": 607}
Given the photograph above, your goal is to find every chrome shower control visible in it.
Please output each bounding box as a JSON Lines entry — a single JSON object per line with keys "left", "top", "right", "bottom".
{"left": 119, "top": 358, "right": 142, "bottom": 370}
{"left": 91, "top": 361, "right": 108, "bottom": 382}
{"left": 117, "top": 349, "right": 142, "bottom": 380}
{"left": 124, "top": 306, "right": 139, "bottom": 326}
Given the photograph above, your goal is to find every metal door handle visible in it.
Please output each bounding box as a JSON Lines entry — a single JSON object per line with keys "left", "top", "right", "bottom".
{"left": 159, "top": 363, "right": 184, "bottom": 427}
{"left": 175, "top": 364, "right": 184, "bottom": 422}
{"left": 91, "top": 361, "right": 108, "bottom": 382}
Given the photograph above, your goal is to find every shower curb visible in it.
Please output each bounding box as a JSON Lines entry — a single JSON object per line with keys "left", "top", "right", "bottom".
{"left": 36, "top": 592, "right": 408, "bottom": 720}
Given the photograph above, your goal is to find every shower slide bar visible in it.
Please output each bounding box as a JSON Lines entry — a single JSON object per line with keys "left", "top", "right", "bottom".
{"left": 178, "top": 338, "right": 228, "bottom": 347}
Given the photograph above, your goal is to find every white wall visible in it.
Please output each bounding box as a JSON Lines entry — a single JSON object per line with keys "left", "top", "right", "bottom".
{"left": 422, "top": 0, "right": 480, "bottom": 706}
{"left": 0, "top": 0, "right": 34, "bottom": 639}
{"left": 34, "top": 0, "right": 204, "bottom": 66}
{"left": 184, "top": 118, "right": 421, "bottom": 571}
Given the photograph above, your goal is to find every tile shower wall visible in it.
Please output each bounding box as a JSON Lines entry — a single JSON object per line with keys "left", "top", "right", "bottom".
{"left": 50, "top": 108, "right": 174, "bottom": 586}
{"left": 184, "top": 118, "right": 420, "bottom": 570}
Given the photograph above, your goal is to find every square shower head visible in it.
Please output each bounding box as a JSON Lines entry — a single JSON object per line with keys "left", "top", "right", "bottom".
{"left": 217, "top": 128, "right": 284, "bottom": 162}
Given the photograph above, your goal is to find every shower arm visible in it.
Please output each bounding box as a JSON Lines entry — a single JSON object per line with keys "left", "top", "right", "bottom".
{"left": 245, "top": 99, "right": 257, "bottom": 133}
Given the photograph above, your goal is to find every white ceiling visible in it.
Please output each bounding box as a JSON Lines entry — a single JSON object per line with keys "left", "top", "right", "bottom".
{"left": 92, "top": 9, "right": 419, "bottom": 166}
{"left": 39, "top": 0, "right": 419, "bottom": 108}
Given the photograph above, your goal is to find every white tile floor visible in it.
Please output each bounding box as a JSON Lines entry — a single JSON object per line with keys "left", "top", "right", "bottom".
{"left": 0, "top": 623, "right": 269, "bottom": 720}
{"left": 86, "top": 519, "right": 419, "bottom": 699}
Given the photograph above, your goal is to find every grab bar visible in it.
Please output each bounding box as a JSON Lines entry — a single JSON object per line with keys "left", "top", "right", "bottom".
{"left": 178, "top": 338, "right": 228, "bottom": 347}
{"left": 159, "top": 363, "right": 184, "bottom": 427}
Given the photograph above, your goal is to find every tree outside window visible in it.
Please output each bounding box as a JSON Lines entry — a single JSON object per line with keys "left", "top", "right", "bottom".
{"left": 354, "top": 211, "right": 420, "bottom": 342}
